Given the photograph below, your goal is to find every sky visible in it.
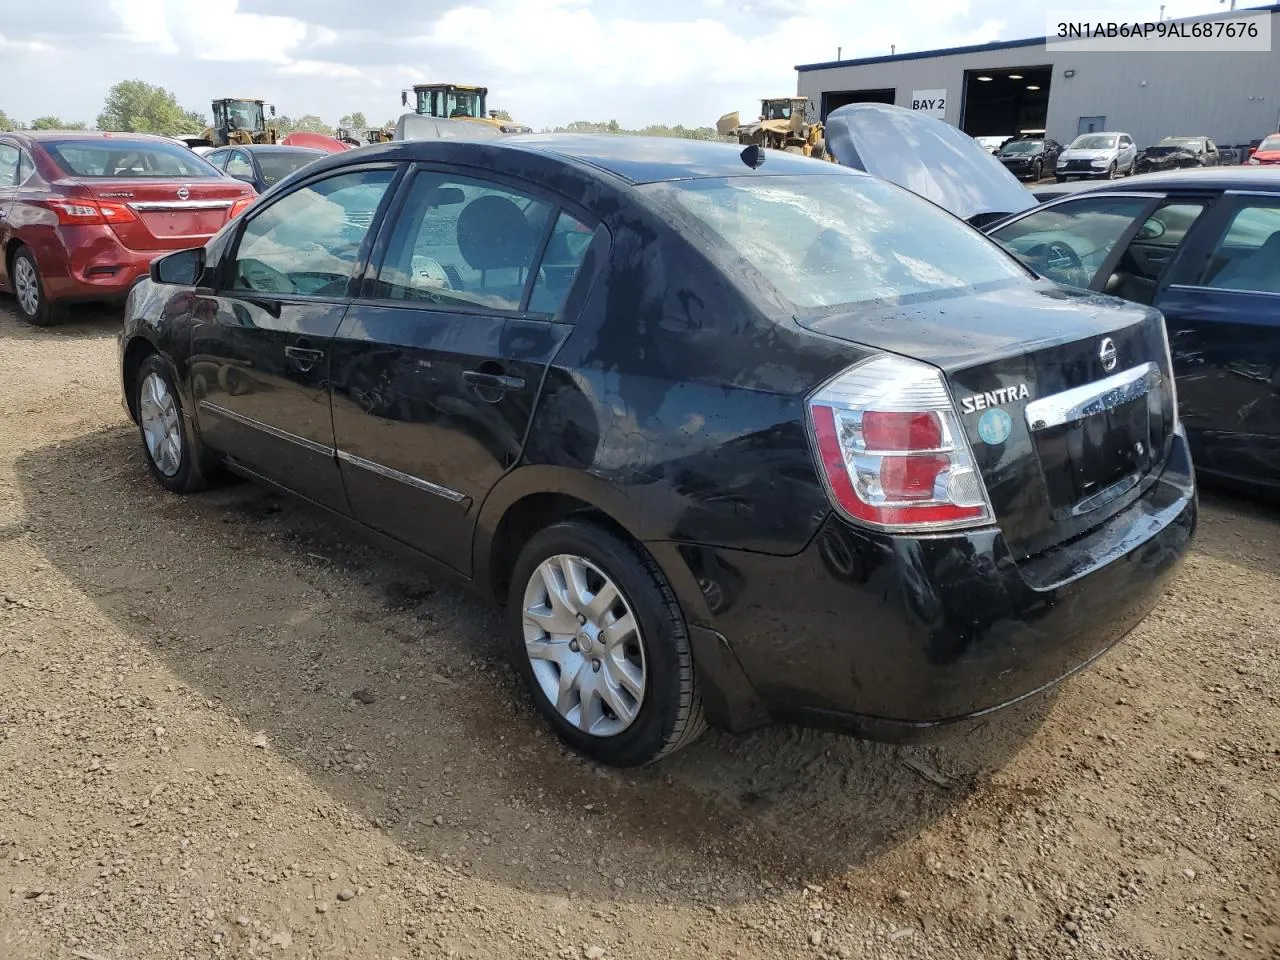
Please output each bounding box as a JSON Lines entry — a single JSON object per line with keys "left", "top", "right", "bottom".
{"left": 0, "top": 0, "right": 1247, "bottom": 132}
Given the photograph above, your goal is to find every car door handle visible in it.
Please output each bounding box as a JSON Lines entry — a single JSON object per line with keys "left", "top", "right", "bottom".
{"left": 463, "top": 370, "right": 525, "bottom": 392}
{"left": 285, "top": 345, "right": 324, "bottom": 370}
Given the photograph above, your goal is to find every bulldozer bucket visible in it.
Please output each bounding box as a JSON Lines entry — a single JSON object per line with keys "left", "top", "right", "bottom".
{"left": 716, "top": 112, "right": 741, "bottom": 137}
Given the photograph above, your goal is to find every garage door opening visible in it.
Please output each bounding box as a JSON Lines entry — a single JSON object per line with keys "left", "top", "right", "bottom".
{"left": 960, "top": 66, "right": 1051, "bottom": 139}
{"left": 821, "top": 88, "right": 896, "bottom": 121}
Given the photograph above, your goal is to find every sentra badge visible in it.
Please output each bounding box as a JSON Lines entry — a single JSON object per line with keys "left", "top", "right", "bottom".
{"left": 958, "top": 384, "right": 1029, "bottom": 414}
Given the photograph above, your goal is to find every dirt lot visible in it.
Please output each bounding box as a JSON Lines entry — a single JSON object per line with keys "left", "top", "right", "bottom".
{"left": 0, "top": 302, "right": 1277, "bottom": 960}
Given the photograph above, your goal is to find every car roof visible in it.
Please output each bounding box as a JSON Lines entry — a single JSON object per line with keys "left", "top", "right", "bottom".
{"left": 300, "top": 133, "right": 860, "bottom": 187}
{"left": 216, "top": 144, "right": 324, "bottom": 154}
{"left": 499, "top": 133, "right": 853, "bottom": 184}
{"left": 1060, "top": 167, "right": 1280, "bottom": 194}
{"left": 9, "top": 130, "right": 178, "bottom": 143}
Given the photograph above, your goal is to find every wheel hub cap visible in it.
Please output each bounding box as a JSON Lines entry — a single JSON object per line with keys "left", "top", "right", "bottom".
{"left": 522, "top": 554, "right": 647, "bottom": 737}
{"left": 138, "top": 371, "right": 183, "bottom": 477}
{"left": 14, "top": 259, "right": 38, "bottom": 316}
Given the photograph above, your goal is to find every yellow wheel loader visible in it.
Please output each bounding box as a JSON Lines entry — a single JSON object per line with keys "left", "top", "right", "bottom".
{"left": 716, "top": 97, "right": 829, "bottom": 159}
{"left": 196, "top": 98, "right": 279, "bottom": 148}
{"left": 400, "top": 84, "right": 532, "bottom": 134}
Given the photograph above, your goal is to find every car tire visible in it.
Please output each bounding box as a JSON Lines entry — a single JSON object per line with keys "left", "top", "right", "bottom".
{"left": 1055, "top": 175, "right": 1066, "bottom": 183}
{"left": 1033, "top": 160, "right": 1043, "bottom": 181}
{"left": 508, "top": 518, "right": 706, "bottom": 767}
{"left": 132, "top": 353, "right": 217, "bottom": 494}
{"left": 9, "top": 246, "right": 67, "bottom": 327}
{"left": 1106, "top": 162, "right": 1118, "bottom": 180}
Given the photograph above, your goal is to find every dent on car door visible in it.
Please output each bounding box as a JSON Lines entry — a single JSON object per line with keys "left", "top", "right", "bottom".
{"left": 330, "top": 167, "right": 601, "bottom": 571}
{"left": 986, "top": 194, "right": 1161, "bottom": 290}
{"left": 190, "top": 164, "right": 401, "bottom": 510}
{"left": 1155, "top": 195, "right": 1280, "bottom": 485}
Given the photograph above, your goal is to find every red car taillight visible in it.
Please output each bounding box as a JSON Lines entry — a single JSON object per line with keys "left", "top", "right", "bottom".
{"left": 806, "top": 355, "right": 993, "bottom": 531}
{"left": 228, "top": 195, "right": 255, "bottom": 220}
{"left": 43, "top": 199, "right": 139, "bottom": 226}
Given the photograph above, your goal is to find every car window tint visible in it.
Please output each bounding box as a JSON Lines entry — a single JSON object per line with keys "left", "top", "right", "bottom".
{"left": 231, "top": 168, "right": 396, "bottom": 298}
{"left": 0, "top": 144, "right": 18, "bottom": 188}
{"left": 226, "top": 151, "right": 253, "bottom": 179}
{"left": 1201, "top": 204, "right": 1280, "bottom": 293}
{"left": 989, "top": 196, "right": 1152, "bottom": 289}
{"left": 256, "top": 151, "right": 321, "bottom": 187}
{"left": 528, "top": 212, "right": 594, "bottom": 315}
{"left": 659, "top": 175, "right": 1028, "bottom": 309}
{"left": 373, "top": 172, "right": 553, "bottom": 311}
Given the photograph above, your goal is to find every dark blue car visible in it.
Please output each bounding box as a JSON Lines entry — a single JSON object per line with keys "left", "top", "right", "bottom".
{"left": 983, "top": 167, "right": 1280, "bottom": 492}
{"left": 203, "top": 144, "right": 326, "bottom": 195}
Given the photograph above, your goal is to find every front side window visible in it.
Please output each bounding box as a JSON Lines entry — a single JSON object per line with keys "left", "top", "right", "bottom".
{"left": 205, "top": 150, "right": 230, "bottom": 171}
{"left": 1200, "top": 203, "right": 1280, "bottom": 293}
{"left": 44, "top": 139, "right": 220, "bottom": 178}
{"left": 373, "top": 172, "right": 555, "bottom": 311}
{"left": 656, "top": 174, "right": 1029, "bottom": 309}
{"left": 0, "top": 144, "right": 18, "bottom": 188}
{"left": 231, "top": 168, "right": 396, "bottom": 297}
{"left": 989, "top": 196, "right": 1153, "bottom": 289}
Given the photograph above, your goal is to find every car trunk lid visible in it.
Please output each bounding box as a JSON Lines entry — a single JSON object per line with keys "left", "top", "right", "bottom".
{"left": 76, "top": 179, "right": 250, "bottom": 251}
{"left": 798, "top": 281, "right": 1177, "bottom": 558}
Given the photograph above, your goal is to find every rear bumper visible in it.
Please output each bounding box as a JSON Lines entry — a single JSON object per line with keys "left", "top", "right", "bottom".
{"left": 680, "top": 427, "right": 1196, "bottom": 741}
{"left": 29, "top": 225, "right": 173, "bottom": 303}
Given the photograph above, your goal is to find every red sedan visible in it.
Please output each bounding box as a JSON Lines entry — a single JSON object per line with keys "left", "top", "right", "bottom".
{"left": 1248, "top": 133, "right": 1280, "bottom": 166}
{"left": 0, "top": 130, "right": 255, "bottom": 325}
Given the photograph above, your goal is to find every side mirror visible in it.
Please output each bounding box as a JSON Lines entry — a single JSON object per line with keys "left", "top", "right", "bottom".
{"left": 270, "top": 105, "right": 276, "bottom": 117}
{"left": 401, "top": 91, "right": 408, "bottom": 107}
{"left": 151, "top": 247, "right": 206, "bottom": 286}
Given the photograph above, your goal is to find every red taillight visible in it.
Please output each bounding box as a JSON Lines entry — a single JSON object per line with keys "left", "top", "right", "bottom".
{"left": 43, "top": 199, "right": 138, "bottom": 226}
{"left": 807, "top": 355, "right": 993, "bottom": 531}
{"left": 228, "top": 196, "right": 255, "bottom": 220}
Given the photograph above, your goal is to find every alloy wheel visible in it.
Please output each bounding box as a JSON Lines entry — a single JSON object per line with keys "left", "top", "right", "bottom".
{"left": 14, "top": 257, "right": 39, "bottom": 317}
{"left": 521, "top": 554, "right": 647, "bottom": 737}
{"left": 138, "top": 371, "right": 183, "bottom": 477}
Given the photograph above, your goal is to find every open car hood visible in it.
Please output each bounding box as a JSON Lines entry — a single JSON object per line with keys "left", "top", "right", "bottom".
{"left": 824, "top": 103, "right": 1037, "bottom": 225}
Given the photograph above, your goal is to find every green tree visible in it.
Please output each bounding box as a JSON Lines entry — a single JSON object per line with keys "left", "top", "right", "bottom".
{"left": 272, "top": 114, "right": 297, "bottom": 135}
{"left": 293, "top": 114, "right": 334, "bottom": 135}
{"left": 0, "top": 109, "right": 15, "bottom": 131}
{"left": 96, "top": 79, "right": 204, "bottom": 135}
{"left": 339, "top": 111, "right": 369, "bottom": 132}
{"left": 30, "top": 116, "right": 87, "bottom": 130}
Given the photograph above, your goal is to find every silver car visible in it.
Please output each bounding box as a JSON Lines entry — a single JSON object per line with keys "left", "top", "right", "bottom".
{"left": 1055, "top": 132, "right": 1137, "bottom": 181}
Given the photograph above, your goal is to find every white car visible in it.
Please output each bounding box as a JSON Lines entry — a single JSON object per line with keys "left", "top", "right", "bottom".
{"left": 973, "top": 135, "right": 1010, "bottom": 155}
{"left": 1055, "top": 131, "right": 1138, "bottom": 181}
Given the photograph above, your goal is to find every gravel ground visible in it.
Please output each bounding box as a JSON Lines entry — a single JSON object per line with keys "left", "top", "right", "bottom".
{"left": 0, "top": 301, "right": 1277, "bottom": 960}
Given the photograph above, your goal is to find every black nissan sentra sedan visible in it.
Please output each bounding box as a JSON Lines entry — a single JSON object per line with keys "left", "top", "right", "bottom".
{"left": 117, "top": 134, "right": 1197, "bottom": 767}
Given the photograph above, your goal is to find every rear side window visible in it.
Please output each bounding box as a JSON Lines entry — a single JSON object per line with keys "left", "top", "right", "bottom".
{"left": 0, "top": 144, "right": 18, "bottom": 187}
{"left": 658, "top": 174, "right": 1028, "bottom": 309}
{"left": 373, "top": 172, "right": 554, "bottom": 312}
{"left": 231, "top": 168, "right": 397, "bottom": 297}
{"left": 256, "top": 151, "right": 322, "bottom": 187}
{"left": 44, "top": 140, "right": 220, "bottom": 178}
{"left": 1201, "top": 203, "right": 1280, "bottom": 293}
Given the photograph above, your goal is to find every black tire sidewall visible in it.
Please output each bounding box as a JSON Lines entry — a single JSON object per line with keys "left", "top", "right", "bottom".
{"left": 134, "top": 354, "right": 198, "bottom": 492}
{"left": 12, "top": 248, "right": 54, "bottom": 325}
{"left": 507, "top": 520, "right": 690, "bottom": 767}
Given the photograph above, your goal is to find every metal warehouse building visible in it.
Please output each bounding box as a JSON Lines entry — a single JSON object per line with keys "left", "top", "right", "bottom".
{"left": 795, "top": 5, "right": 1280, "bottom": 152}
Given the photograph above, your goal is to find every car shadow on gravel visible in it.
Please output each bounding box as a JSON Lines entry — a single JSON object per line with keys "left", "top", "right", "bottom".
{"left": 0, "top": 299, "right": 122, "bottom": 340}
{"left": 16, "top": 425, "right": 1054, "bottom": 904}
{"left": 1193, "top": 484, "right": 1280, "bottom": 580}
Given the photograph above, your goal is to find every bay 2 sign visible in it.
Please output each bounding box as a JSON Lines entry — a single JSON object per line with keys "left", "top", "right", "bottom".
{"left": 911, "top": 89, "right": 947, "bottom": 119}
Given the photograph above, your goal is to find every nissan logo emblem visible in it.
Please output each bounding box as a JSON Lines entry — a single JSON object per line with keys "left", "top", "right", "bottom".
{"left": 1099, "top": 337, "right": 1117, "bottom": 372}
{"left": 177, "top": 186, "right": 190, "bottom": 201}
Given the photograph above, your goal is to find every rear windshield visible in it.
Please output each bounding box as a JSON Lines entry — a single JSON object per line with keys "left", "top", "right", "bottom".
{"left": 44, "top": 139, "right": 220, "bottom": 178}
{"left": 256, "top": 150, "right": 323, "bottom": 186}
{"left": 655, "top": 175, "right": 1029, "bottom": 309}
